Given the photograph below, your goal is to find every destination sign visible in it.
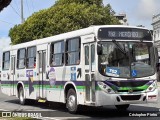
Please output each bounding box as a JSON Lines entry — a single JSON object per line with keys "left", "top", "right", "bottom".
{"left": 98, "top": 27, "right": 152, "bottom": 41}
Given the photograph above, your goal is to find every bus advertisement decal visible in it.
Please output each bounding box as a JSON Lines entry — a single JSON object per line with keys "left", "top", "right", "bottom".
{"left": 48, "top": 67, "right": 56, "bottom": 87}
{"left": 77, "top": 68, "right": 82, "bottom": 78}
{"left": 26, "top": 70, "right": 34, "bottom": 95}
{"left": 71, "top": 67, "right": 76, "bottom": 81}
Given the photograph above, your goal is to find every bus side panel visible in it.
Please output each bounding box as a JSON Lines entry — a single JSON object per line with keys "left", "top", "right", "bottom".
{"left": 16, "top": 69, "right": 37, "bottom": 100}
{"left": 46, "top": 65, "right": 86, "bottom": 105}
{"left": 46, "top": 67, "right": 64, "bottom": 102}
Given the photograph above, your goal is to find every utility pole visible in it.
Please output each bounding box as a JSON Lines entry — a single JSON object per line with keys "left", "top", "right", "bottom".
{"left": 21, "top": 0, "right": 24, "bottom": 23}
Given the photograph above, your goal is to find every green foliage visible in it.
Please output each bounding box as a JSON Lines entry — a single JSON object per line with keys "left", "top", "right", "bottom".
{"left": 9, "top": 0, "right": 120, "bottom": 44}
{"left": 54, "top": 0, "right": 103, "bottom": 6}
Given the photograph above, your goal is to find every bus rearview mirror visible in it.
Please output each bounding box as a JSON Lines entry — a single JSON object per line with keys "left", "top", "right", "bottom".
{"left": 97, "top": 44, "right": 102, "bottom": 55}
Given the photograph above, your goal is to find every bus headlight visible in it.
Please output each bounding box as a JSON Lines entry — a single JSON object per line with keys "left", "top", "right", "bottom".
{"left": 97, "top": 82, "right": 115, "bottom": 94}
{"left": 146, "top": 81, "right": 157, "bottom": 92}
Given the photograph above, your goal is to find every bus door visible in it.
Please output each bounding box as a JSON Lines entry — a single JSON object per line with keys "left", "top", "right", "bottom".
{"left": 38, "top": 50, "right": 46, "bottom": 99}
{"left": 10, "top": 55, "right": 16, "bottom": 96}
{"left": 84, "top": 43, "right": 96, "bottom": 103}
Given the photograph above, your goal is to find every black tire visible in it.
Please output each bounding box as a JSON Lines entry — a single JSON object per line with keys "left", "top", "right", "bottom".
{"left": 18, "top": 87, "right": 26, "bottom": 105}
{"left": 66, "top": 89, "right": 78, "bottom": 114}
{"left": 115, "top": 104, "right": 130, "bottom": 110}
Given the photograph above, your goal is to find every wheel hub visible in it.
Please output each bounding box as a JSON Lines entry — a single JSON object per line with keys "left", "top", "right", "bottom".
{"left": 68, "top": 95, "right": 76, "bottom": 109}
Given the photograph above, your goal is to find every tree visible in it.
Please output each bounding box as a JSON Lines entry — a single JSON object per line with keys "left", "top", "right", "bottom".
{"left": 9, "top": 0, "right": 120, "bottom": 44}
{"left": 0, "top": 0, "right": 12, "bottom": 12}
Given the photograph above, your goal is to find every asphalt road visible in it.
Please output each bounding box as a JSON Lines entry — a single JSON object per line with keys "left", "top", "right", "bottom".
{"left": 0, "top": 84, "right": 160, "bottom": 120}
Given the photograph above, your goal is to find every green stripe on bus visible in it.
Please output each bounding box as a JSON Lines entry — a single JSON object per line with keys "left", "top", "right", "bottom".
{"left": 118, "top": 85, "right": 149, "bottom": 91}
{"left": 1, "top": 83, "right": 149, "bottom": 92}
{"left": 1, "top": 84, "right": 86, "bottom": 90}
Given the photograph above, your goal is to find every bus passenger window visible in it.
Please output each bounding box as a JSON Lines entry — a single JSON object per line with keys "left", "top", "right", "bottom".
{"left": 50, "top": 41, "right": 64, "bottom": 66}
{"left": 27, "top": 46, "right": 36, "bottom": 68}
{"left": 66, "top": 37, "right": 81, "bottom": 65}
{"left": 91, "top": 44, "right": 95, "bottom": 71}
{"left": 17, "top": 48, "right": 26, "bottom": 69}
{"left": 2, "top": 51, "right": 10, "bottom": 70}
{"left": 85, "top": 46, "right": 89, "bottom": 65}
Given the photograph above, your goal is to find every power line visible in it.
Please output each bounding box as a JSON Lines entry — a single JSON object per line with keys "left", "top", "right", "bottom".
{"left": 13, "top": 0, "right": 20, "bottom": 13}
{"left": 10, "top": 3, "right": 21, "bottom": 18}
{"left": 0, "top": 20, "right": 15, "bottom": 25}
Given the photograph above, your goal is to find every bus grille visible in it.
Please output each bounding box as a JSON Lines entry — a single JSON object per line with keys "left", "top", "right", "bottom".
{"left": 120, "top": 95, "right": 141, "bottom": 101}
{"left": 117, "top": 90, "right": 144, "bottom": 92}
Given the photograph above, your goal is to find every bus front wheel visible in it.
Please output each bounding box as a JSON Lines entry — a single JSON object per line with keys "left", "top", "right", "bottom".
{"left": 115, "top": 104, "right": 130, "bottom": 110}
{"left": 66, "top": 89, "right": 78, "bottom": 114}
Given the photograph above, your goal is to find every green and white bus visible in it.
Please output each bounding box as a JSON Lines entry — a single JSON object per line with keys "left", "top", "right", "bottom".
{"left": 1, "top": 25, "right": 159, "bottom": 113}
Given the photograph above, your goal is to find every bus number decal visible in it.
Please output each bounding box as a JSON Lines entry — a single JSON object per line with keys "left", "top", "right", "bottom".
{"left": 106, "top": 67, "right": 120, "bottom": 77}
{"left": 26, "top": 70, "right": 33, "bottom": 77}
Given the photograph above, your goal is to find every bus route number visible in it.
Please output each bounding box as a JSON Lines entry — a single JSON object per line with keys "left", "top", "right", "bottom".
{"left": 109, "top": 69, "right": 117, "bottom": 74}
{"left": 106, "top": 67, "right": 120, "bottom": 76}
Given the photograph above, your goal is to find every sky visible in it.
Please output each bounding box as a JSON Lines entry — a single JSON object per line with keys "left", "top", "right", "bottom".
{"left": 0, "top": 0, "right": 160, "bottom": 53}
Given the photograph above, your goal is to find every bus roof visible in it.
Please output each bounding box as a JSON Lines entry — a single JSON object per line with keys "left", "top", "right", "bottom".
{"left": 3, "top": 25, "right": 149, "bottom": 51}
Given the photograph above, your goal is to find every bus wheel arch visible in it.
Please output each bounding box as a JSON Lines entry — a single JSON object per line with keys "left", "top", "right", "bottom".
{"left": 64, "top": 83, "right": 78, "bottom": 113}
{"left": 19, "top": 86, "right": 25, "bottom": 105}
{"left": 17, "top": 83, "right": 24, "bottom": 98}
{"left": 17, "top": 82, "right": 29, "bottom": 105}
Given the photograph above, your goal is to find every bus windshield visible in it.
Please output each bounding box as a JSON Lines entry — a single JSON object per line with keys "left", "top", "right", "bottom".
{"left": 98, "top": 41, "right": 155, "bottom": 78}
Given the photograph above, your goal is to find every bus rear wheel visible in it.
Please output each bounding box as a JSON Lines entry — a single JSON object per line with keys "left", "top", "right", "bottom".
{"left": 19, "top": 87, "right": 26, "bottom": 105}
{"left": 66, "top": 89, "right": 78, "bottom": 114}
{"left": 115, "top": 104, "right": 130, "bottom": 110}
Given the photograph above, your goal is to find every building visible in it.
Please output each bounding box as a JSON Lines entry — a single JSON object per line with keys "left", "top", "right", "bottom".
{"left": 114, "top": 13, "right": 128, "bottom": 25}
{"left": 152, "top": 14, "right": 160, "bottom": 52}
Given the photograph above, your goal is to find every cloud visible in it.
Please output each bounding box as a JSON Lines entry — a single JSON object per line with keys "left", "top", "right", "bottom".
{"left": 0, "top": 37, "right": 11, "bottom": 61}
{"left": 135, "top": 0, "right": 160, "bottom": 20}
{"left": 0, "top": 37, "right": 11, "bottom": 50}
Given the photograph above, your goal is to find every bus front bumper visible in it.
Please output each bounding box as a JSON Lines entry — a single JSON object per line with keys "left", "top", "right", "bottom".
{"left": 95, "top": 89, "right": 158, "bottom": 106}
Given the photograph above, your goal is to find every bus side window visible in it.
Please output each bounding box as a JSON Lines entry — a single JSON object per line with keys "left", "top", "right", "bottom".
{"left": 91, "top": 44, "right": 95, "bottom": 71}
{"left": 50, "top": 41, "right": 64, "bottom": 66}
{"left": 85, "top": 46, "right": 89, "bottom": 65}
{"left": 2, "top": 51, "right": 10, "bottom": 70}
{"left": 17, "top": 48, "right": 26, "bottom": 69}
{"left": 27, "top": 46, "right": 36, "bottom": 68}
{"left": 66, "top": 37, "right": 81, "bottom": 65}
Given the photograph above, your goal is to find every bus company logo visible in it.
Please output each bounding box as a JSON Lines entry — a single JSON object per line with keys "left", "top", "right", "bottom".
{"left": 128, "top": 88, "right": 133, "bottom": 93}
{"left": 49, "top": 67, "right": 56, "bottom": 87}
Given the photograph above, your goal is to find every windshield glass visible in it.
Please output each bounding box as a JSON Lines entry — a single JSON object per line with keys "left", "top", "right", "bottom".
{"left": 98, "top": 42, "right": 155, "bottom": 78}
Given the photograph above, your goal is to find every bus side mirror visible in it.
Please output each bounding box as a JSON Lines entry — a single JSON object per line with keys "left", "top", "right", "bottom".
{"left": 97, "top": 43, "right": 102, "bottom": 55}
{"left": 156, "top": 63, "right": 160, "bottom": 71}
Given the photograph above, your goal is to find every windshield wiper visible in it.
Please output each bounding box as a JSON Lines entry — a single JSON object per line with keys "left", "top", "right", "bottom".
{"left": 112, "top": 39, "right": 127, "bottom": 55}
